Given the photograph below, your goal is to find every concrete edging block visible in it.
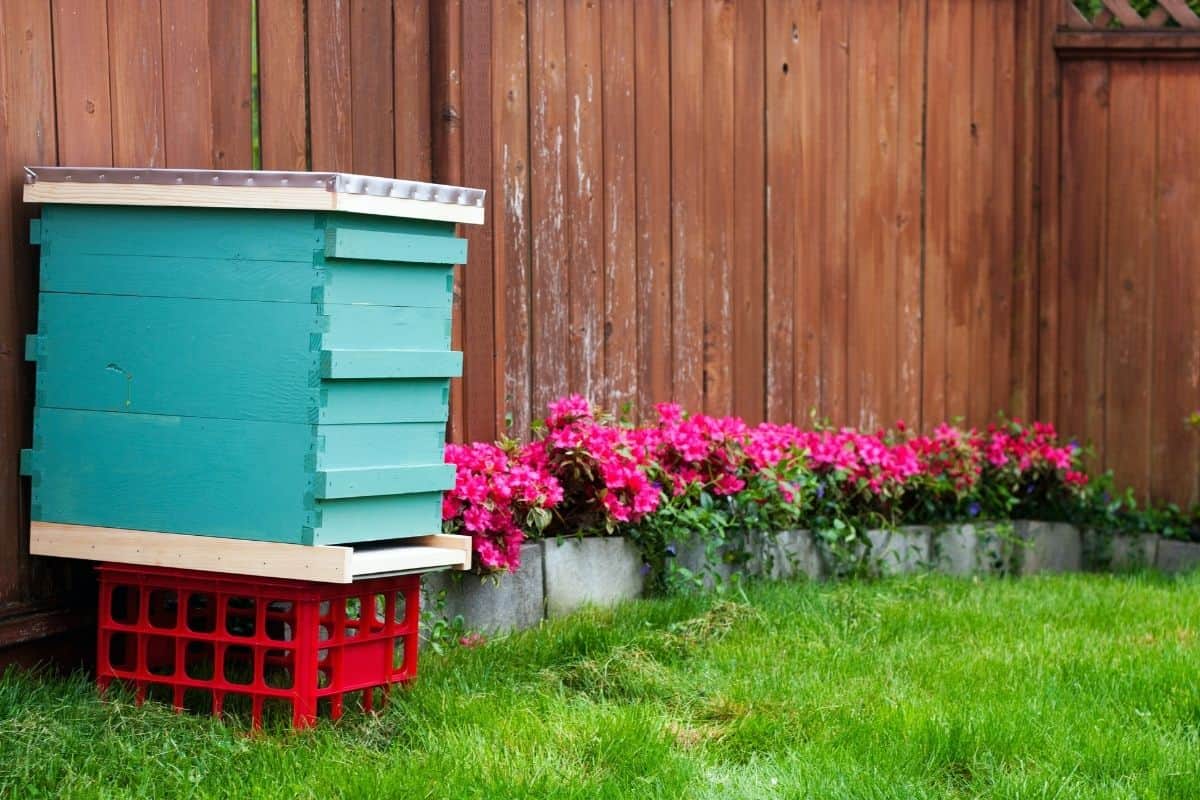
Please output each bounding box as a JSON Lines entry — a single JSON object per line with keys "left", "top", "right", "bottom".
{"left": 672, "top": 534, "right": 740, "bottom": 588}
{"left": 1155, "top": 538, "right": 1200, "bottom": 574}
{"left": 866, "top": 527, "right": 932, "bottom": 575}
{"left": 934, "top": 523, "right": 1010, "bottom": 577}
{"left": 1082, "top": 530, "right": 1159, "bottom": 572}
{"left": 1013, "top": 520, "right": 1082, "bottom": 575}
{"left": 421, "top": 541, "right": 545, "bottom": 634}
{"left": 757, "top": 529, "right": 824, "bottom": 581}
{"left": 542, "top": 536, "right": 645, "bottom": 618}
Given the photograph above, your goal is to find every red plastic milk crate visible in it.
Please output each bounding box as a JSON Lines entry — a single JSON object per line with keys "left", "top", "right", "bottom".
{"left": 96, "top": 563, "right": 421, "bottom": 729}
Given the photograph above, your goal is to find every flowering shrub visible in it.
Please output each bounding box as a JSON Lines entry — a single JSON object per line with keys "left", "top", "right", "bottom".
{"left": 442, "top": 440, "right": 562, "bottom": 572}
{"left": 443, "top": 397, "right": 1100, "bottom": 573}
{"left": 533, "top": 395, "right": 662, "bottom": 532}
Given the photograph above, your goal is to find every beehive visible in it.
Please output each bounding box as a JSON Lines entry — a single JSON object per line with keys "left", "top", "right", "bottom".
{"left": 19, "top": 168, "right": 482, "bottom": 580}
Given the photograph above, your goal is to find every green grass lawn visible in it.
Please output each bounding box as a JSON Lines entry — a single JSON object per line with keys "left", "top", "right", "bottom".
{"left": 3, "top": 573, "right": 1200, "bottom": 799}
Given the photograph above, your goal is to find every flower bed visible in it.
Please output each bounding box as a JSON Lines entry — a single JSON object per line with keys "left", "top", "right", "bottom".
{"left": 442, "top": 396, "right": 1192, "bottom": 578}
{"left": 438, "top": 394, "right": 1200, "bottom": 616}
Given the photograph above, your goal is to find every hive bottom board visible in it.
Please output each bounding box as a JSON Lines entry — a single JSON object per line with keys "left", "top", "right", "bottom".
{"left": 30, "top": 521, "right": 471, "bottom": 583}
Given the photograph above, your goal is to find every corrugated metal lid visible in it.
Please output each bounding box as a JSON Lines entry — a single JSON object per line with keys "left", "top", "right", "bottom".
{"left": 23, "top": 166, "right": 486, "bottom": 225}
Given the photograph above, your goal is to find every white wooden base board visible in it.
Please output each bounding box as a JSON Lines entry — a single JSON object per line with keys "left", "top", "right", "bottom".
{"left": 30, "top": 522, "right": 471, "bottom": 583}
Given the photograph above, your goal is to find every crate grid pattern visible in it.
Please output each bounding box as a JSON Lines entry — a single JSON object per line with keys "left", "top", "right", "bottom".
{"left": 97, "top": 564, "right": 420, "bottom": 729}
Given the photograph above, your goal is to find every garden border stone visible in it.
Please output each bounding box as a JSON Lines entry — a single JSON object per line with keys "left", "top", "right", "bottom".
{"left": 1155, "top": 538, "right": 1200, "bottom": 574}
{"left": 1082, "top": 530, "right": 1159, "bottom": 572}
{"left": 934, "top": 523, "right": 1009, "bottom": 576}
{"left": 542, "top": 536, "right": 645, "bottom": 618}
{"left": 673, "top": 535, "right": 738, "bottom": 587}
{"left": 1013, "top": 520, "right": 1082, "bottom": 574}
{"left": 758, "top": 529, "right": 824, "bottom": 581}
{"left": 421, "top": 541, "right": 545, "bottom": 634}
{"left": 867, "top": 527, "right": 932, "bottom": 575}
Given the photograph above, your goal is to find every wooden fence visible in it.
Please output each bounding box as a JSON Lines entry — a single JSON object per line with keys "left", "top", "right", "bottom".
{"left": 0, "top": 0, "right": 1197, "bottom": 651}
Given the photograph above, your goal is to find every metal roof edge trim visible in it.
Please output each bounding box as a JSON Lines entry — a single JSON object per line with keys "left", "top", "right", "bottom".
{"left": 24, "top": 166, "right": 486, "bottom": 209}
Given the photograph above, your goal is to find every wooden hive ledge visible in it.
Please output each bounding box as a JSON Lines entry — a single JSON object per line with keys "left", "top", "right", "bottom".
{"left": 30, "top": 522, "right": 472, "bottom": 584}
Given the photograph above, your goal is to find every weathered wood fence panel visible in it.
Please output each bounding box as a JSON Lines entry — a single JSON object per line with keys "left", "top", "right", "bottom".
{"left": 1055, "top": 55, "right": 1200, "bottom": 504}
{"left": 1, "top": 0, "right": 1199, "bottom": 653}
{"left": 1051, "top": 1, "right": 1200, "bottom": 504}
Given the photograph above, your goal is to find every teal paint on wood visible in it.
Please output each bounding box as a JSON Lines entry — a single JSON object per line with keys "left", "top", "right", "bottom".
{"left": 29, "top": 408, "right": 454, "bottom": 544}
{"left": 316, "top": 422, "right": 448, "bottom": 468}
{"left": 40, "top": 205, "right": 321, "bottom": 262}
{"left": 41, "top": 253, "right": 324, "bottom": 304}
{"left": 35, "top": 293, "right": 455, "bottom": 423}
{"left": 325, "top": 226, "right": 468, "bottom": 265}
{"left": 36, "top": 293, "right": 320, "bottom": 422}
{"left": 310, "top": 492, "right": 445, "bottom": 545}
{"left": 318, "top": 379, "right": 450, "bottom": 424}
{"left": 40, "top": 254, "right": 453, "bottom": 310}
{"left": 323, "top": 304, "right": 451, "bottom": 351}
{"left": 320, "top": 262, "right": 454, "bottom": 309}
{"left": 321, "top": 349, "right": 462, "bottom": 379}
{"left": 29, "top": 202, "right": 468, "bottom": 548}
{"left": 315, "top": 464, "right": 456, "bottom": 499}
{"left": 29, "top": 218, "right": 41, "bottom": 245}
{"left": 30, "top": 408, "right": 312, "bottom": 542}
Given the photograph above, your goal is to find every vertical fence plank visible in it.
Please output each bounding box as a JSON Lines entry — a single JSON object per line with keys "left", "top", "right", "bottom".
{"left": 209, "top": 0, "right": 253, "bottom": 170}
{"left": 846, "top": 2, "right": 898, "bottom": 431}
{"left": 1058, "top": 59, "right": 1109, "bottom": 467}
{"left": 1151, "top": 63, "right": 1200, "bottom": 505}
{"left": 702, "top": 0, "right": 734, "bottom": 417}
{"left": 51, "top": 0, "right": 113, "bottom": 167}
{"left": 922, "top": 1, "right": 950, "bottom": 427}
{"left": 943, "top": 1, "right": 973, "bottom": 422}
{"left": 1037, "top": 0, "right": 1065, "bottom": 424}
{"left": 670, "top": 0, "right": 705, "bottom": 412}
{"left": 108, "top": 0, "right": 166, "bottom": 168}
{"left": 462, "top": 0, "right": 496, "bottom": 442}
{"left": 0, "top": 0, "right": 58, "bottom": 605}
{"left": 1011, "top": 0, "right": 1039, "bottom": 421}
{"left": 564, "top": 0, "right": 604, "bottom": 405}
{"left": 493, "top": 0, "right": 531, "bottom": 436}
{"left": 988, "top": 3, "right": 1017, "bottom": 422}
{"left": 967, "top": 2, "right": 997, "bottom": 426}
{"left": 601, "top": 0, "right": 637, "bottom": 413}
{"left": 394, "top": 0, "right": 431, "bottom": 180}
{"left": 258, "top": 0, "right": 308, "bottom": 171}
{"left": 895, "top": 0, "right": 925, "bottom": 429}
{"left": 764, "top": 0, "right": 796, "bottom": 423}
{"left": 350, "top": 0, "right": 394, "bottom": 177}
{"left": 989, "top": 2, "right": 1016, "bottom": 424}
{"left": 528, "top": 0, "right": 568, "bottom": 419}
{"left": 989, "top": 3, "right": 1016, "bottom": 426}
{"left": 1104, "top": 62, "right": 1156, "bottom": 498}
{"left": 731, "top": 0, "right": 766, "bottom": 424}
{"left": 793, "top": 0, "right": 822, "bottom": 424}
{"left": 634, "top": 0, "right": 671, "bottom": 417}
{"left": 308, "top": 0, "right": 353, "bottom": 172}
{"left": 161, "top": 0, "right": 215, "bottom": 167}
{"left": 819, "top": 2, "right": 849, "bottom": 426}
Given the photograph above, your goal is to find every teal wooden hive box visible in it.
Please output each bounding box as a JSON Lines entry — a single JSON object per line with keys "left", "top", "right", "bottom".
{"left": 20, "top": 167, "right": 483, "bottom": 580}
